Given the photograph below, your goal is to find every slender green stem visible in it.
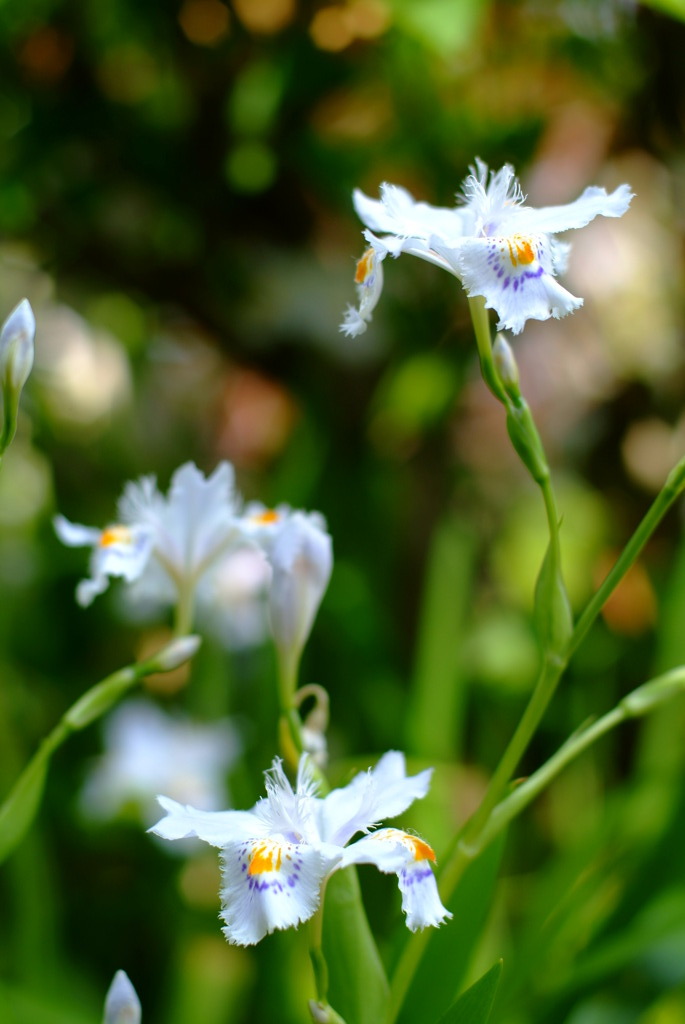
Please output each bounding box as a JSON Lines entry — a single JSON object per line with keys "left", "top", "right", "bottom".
{"left": 472, "top": 665, "right": 685, "bottom": 854}
{"left": 389, "top": 304, "right": 685, "bottom": 1023}
{"left": 460, "top": 652, "right": 563, "bottom": 850}
{"left": 388, "top": 666, "right": 685, "bottom": 1024}
{"left": 0, "top": 639, "right": 199, "bottom": 864}
{"left": 568, "top": 454, "right": 685, "bottom": 657}
{"left": 276, "top": 645, "right": 301, "bottom": 714}
{"left": 174, "top": 580, "right": 195, "bottom": 638}
{"left": 462, "top": 298, "right": 568, "bottom": 837}
{"left": 469, "top": 298, "right": 508, "bottom": 402}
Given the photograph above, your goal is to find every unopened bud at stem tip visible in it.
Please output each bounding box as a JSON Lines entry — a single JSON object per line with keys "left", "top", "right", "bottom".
{"left": 493, "top": 333, "right": 520, "bottom": 395}
{"left": 103, "top": 970, "right": 141, "bottom": 1024}
{"left": 145, "top": 634, "right": 201, "bottom": 673}
{"left": 0, "top": 298, "right": 35, "bottom": 393}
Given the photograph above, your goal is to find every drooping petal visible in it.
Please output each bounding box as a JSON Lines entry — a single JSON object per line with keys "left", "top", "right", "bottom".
{"left": 219, "top": 837, "right": 340, "bottom": 945}
{"left": 436, "top": 233, "right": 583, "bottom": 334}
{"left": 53, "top": 514, "right": 102, "bottom": 548}
{"left": 55, "top": 515, "right": 154, "bottom": 607}
{"left": 341, "top": 828, "right": 452, "bottom": 931}
{"left": 499, "top": 183, "right": 634, "bottom": 236}
{"left": 317, "top": 751, "right": 432, "bottom": 847}
{"left": 339, "top": 241, "right": 386, "bottom": 338}
{"left": 149, "top": 795, "right": 264, "bottom": 847}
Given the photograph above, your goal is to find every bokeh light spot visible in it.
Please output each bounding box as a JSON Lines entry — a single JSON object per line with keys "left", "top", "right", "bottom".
{"left": 178, "top": 0, "right": 231, "bottom": 46}
{"left": 18, "top": 26, "right": 74, "bottom": 84}
{"left": 346, "top": 0, "right": 391, "bottom": 40}
{"left": 97, "top": 46, "right": 160, "bottom": 104}
{"left": 232, "top": 0, "right": 296, "bottom": 34}
{"left": 224, "top": 141, "right": 276, "bottom": 192}
{"left": 309, "top": 6, "right": 355, "bottom": 51}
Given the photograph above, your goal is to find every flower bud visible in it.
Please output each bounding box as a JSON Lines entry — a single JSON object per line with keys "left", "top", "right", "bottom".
{"left": 493, "top": 333, "right": 520, "bottom": 398}
{"left": 268, "top": 513, "right": 332, "bottom": 691}
{"left": 143, "top": 634, "right": 202, "bottom": 673}
{"left": 103, "top": 970, "right": 141, "bottom": 1024}
{"left": 0, "top": 299, "right": 35, "bottom": 394}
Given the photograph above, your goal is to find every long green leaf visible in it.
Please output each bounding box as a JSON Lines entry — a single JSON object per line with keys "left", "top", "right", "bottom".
{"left": 408, "top": 515, "right": 476, "bottom": 762}
{"left": 395, "top": 834, "right": 504, "bottom": 1024}
{"left": 0, "top": 747, "right": 50, "bottom": 864}
{"left": 436, "top": 960, "right": 502, "bottom": 1024}
{"left": 322, "top": 867, "right": 389, "bottom": 1024}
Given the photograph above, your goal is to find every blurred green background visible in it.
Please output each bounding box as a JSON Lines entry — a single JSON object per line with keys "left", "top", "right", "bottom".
{"left": 2, "top": 0, "right": 685, "bottom": 1022}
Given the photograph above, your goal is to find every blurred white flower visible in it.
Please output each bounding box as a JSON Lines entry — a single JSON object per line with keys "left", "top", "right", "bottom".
{"left": 342, "top": 160, "right": 633, "bottom": 335}
{"left": 81, "top": 698, "right": 240, "bottom": 825}
{"left": 201, "top": 545, "right": 271, "bottom": 650}
{"left": 151, "top": 751, "right": 450, "bottom": 945}
{"left": 55, "top": 461, "right": 241, "bottom": 611}
{"left": 35, "top": 304, "right": 132, "bottom": 429}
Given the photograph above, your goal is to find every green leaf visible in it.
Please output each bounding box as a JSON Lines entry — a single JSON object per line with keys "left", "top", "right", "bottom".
{"left": 395, "top": 834, "right": 505, "bottom": 1024}
{"left": 436, "top": 960, "right": 502, "bottom": 1024}
{"left": 408, "top": 514, "right": 477, "bottom": 761}
{"left": 0, "top": 747, "right": 50, "bottom": 865}
{"left": 322, "top": 868, "right": 389, "bottom": 1024}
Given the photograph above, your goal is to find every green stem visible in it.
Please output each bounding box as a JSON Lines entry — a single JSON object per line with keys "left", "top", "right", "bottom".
{"left": 0, "top": 639, "right": 199, "bottom": 864}
{"left": 469, "top": 297, "right": 508, "bottom": 403}
{"left": 461, "top": 652, "right": 563, "bottom": 850}
{"left": 568, "top": 454, "right": 685, "bottom": 657}
{"left": 388, "top": 666, "right": 685, "bottom": 1024}
{"left": 473, "top": 665, "right": 685, "bottom": 854}
{"left": 174, "top": 580, "right": 195, "bottom": 638}
{"left": 307, "top": 850, "right": 348, "bottom": 1023}
{"left": 463, "top": 299, "right": 568, "bottom": 838}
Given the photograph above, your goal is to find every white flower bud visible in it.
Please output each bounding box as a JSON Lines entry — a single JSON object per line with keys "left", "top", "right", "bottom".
{"left": 145, "top": 634, "right": 202, "bottom": 672}
{"left": 0, "top": 299, "right": 35, "bottom": 393}
{"left": 103, "top": 970, "right": 141, "bottom": 1024}
{"left": 493, "top": 333, "right": 520, "bottom": 396}
{"left": 268, "top": 513, "right": 332, "bottom": 685}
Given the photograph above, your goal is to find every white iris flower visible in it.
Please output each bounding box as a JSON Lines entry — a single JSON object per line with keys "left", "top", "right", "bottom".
{"left": 341, "top": 160, "right": 633, "bottom": 336}
{"left": 150, "top": 751, "right": 451, "bottom": 946}
{"left": 55, "top": 461, "right": 240, "bottom": 607}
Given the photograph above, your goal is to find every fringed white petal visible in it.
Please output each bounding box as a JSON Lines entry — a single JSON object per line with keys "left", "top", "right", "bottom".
{"left": 219, "top": 838, "right": 340, "bottom": 945}
{"left": 341, "top": 828, "right": 452, "bottom": 932}
{"left": 56, "top": 518, "right": 154, "bottom": 606}
{"left": 443, "top": 233, "right": 583, "bottom": 334}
